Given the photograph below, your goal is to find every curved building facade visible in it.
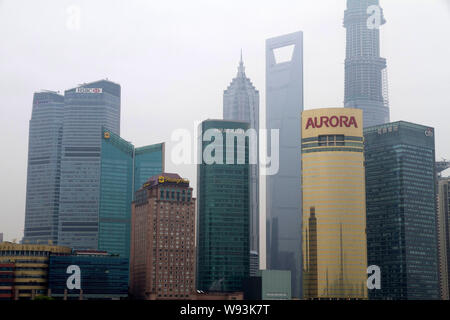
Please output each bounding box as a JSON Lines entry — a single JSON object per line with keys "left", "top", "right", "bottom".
{"left": 301, "top": 108, "right": 368, "bottom": 299}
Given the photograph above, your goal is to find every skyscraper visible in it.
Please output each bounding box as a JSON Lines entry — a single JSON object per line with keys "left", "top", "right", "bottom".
{"left": 130, "top": 173, "right": 196, "bottom": 300}
{"left": 364, "top": 121, "right": 439, "bottom": 300}
{"left": 437, "top": 177, "right": 450, "bottom": 300}
{"left": 344, "top": 0, "right": 390, "bottom": 127}
{"left": 134, "top": 144, "right": 166, "bottom": 194}
{"left": 98, "top": 129, "right": 164, "bottom": 258}
{"left": 223, "top": 52, "right": 260, "bottom": 274}
{"left": 58, "top": 80, "right": 121, "bottom": 250}
{"left": 266, "top": 31, "right": 303, "bottom": 298}
{"left": 197, "top": 119, "right": 250, "bottom": 293}
{"left": 24, "top": 80, "right": 164, "bottom": 253}
{"left": 302, "top": 108, "right": 368, "bottom": 299}
{"left": 24, "top": 91, "right": 64, "bottom": 245}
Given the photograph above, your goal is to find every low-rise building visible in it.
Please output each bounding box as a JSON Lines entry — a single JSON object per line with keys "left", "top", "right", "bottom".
{"left": 0, "top": 242, "right": 72, "bottom": 299}
{"left": 48, "top": 250, "right": 129, "bottom": 300}
{"left": 243, "top": 270, "right": 291, "bottom": 300}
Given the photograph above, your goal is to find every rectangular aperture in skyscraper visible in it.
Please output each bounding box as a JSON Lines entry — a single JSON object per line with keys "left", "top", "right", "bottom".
{"left": 266, "top": 31, "right": 303, "bottom": 298}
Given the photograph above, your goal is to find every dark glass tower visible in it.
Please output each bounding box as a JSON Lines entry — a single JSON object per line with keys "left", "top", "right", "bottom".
{"left": 344, "top": 0, "right": 390, "bottom": 127}
{"left": 197, "top": 119, "right": 250, "bottom": 292}
{"left": 24, "top": 91, "right": 64, "bottom": 244}
{"left": 364, "top": 121, "right": 439, "bottom": 300}
{"left": 223, "top": 53, "right": 260, "bottom": 275}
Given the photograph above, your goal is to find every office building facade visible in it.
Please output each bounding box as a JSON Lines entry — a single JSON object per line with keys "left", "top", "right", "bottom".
{"left": 249, "top": 251, "right": 259, "bottom": 277}
{"left": 0, "top": 242, "right": 72, "bottom": 300}
{"left": 197, "top": 120, "right": 250, "bottom": 293}
{"left": 24, "top": 91, "right": 64, "bottom": 244}
{"left": 99, "top": 129, "right": 165, "bottom": 258}
{"left": 344, "top": 0, "right": 390, "bottom": 127}
{"left": 266, "top": 31, "right": 303, "bottom": 298}
{"left": 58, "top": 80, "right": 121, "bottom": 250}
{"left": 98, "top": 129, "right": 134, "bottom": 258}
{"left": 130, "top": 173, "right": 196, "bottom": 300}
{"left": 302, "top": 108, "right": 368, "bottom": 299}
{"left": 223, "top": 53, "right": 260, "bottom": 270}
{"left": 48, "top": 251, "right": 129, "bottom": 300}
{"left": 0, "top": 262, "right": 14, "bottom": 300}
{"left": 223, "top": 53, "right": 260, "bottom": 271}
{"left": 438, "top": 178, "right": 450, "bottom": 300}
{"left": 23, "top": 81, "right": 164, "bottom": 253}
{"left": 365, "top": 121, "right": 439, "bottom": 300}
{"left": 244, "top": 270, "right": 291, "bottom": 300}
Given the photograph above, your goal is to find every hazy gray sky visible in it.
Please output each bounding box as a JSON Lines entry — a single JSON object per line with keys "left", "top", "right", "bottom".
{"left": 0, "top": 0, "right": 449, "bottom": 242}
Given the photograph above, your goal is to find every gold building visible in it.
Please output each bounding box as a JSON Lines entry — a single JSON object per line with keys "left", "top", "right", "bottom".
{"left": 0, "top": 242, "right": 72, "bottom": 299}
{"left": 301, "top": 108, "right": 368, "bottom": 299}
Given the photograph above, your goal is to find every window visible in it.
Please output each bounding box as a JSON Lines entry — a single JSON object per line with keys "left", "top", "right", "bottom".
{"left": 318, "top": 135, "right": 345, "bottom": 146}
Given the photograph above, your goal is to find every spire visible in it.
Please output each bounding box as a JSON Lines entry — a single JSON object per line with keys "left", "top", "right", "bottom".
{"left": 237, "top": 49, "right": 245, "bottom": 77}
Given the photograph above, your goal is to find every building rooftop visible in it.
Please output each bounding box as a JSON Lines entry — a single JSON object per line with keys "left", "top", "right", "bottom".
{"left": 140, "top": 173, "right": 190, "bottom": 190}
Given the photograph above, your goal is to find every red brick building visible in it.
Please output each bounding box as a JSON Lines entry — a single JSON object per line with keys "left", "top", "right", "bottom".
{"left": 130, "top": 173, "right": 196, "bottom": 300}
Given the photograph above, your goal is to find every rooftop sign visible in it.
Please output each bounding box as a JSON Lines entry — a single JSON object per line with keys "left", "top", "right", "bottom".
{"left": 305, "top": 116, "right": 358, "bottom": 130}
{"left": 75, "top": 88, "right": 103, "bottom": 94}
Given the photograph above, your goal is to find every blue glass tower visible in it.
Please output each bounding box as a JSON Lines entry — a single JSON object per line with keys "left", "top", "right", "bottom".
{"left": 24, "top": 91, "right": 64, "bottom": 244}
{"left": 24, "top": 80, "right": 165, "bottom": 256}
{"left": 99, "top": 129, "right": 164, "bottom": 258}
{"left": 134, "top": 144, "right": 166, "bottom": 195}
{"left": 99, "top": 129, "right": 134, "bottom": 258}
{"left": 58, "top": 80, "right": 121, "bottom": 250}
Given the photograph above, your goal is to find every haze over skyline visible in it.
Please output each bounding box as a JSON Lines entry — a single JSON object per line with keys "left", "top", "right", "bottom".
{"left": 0, "top": 0, "right": 449, "bottom": 241}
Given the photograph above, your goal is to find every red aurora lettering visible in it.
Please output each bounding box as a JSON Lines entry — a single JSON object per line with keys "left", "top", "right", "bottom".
{"left": 305, "top": 116, "right": 358, "bottom": 130}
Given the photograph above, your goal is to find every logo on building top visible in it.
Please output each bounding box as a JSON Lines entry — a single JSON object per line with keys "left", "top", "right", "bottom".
{"left": 305, "top": 116, "right": 358, "bottom": 130}
{"left": 158, "top": 176, "right": 189, "bottom": 185}
{"left": 425, "top": 128, "right": 434, "bottom": 137}
{"left": 75, "top": 87, "right": 103, "bottom": 94}
{"left": 104, "top": 132, "right": 110, "bottom": 139}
